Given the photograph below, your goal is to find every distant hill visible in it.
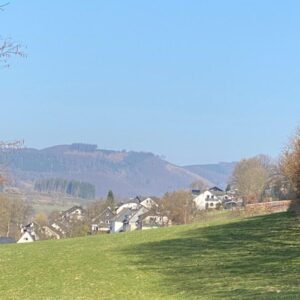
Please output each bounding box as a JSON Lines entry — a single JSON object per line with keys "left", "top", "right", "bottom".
{"left": 0, "top": 143, "right": 211, "bottom": 197}
{"left": 184, "top": 162, "right": 237, "bottom": 189}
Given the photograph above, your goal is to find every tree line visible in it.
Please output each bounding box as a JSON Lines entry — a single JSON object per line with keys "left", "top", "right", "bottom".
{"left": 34, "top": 178, "right": 96, "bottom": 199}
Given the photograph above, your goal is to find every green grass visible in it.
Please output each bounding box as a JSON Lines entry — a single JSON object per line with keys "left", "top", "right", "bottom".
{"left": 1, "top": 212, "right": 300, "bottom": 299}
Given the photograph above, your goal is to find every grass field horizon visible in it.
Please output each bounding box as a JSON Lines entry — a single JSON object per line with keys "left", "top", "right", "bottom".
{"left": 1, "top": 211, "right": 300, "bottom": 299}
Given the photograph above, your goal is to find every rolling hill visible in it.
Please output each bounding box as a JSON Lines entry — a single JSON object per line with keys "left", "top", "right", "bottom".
{"left": 0, "top": 211, "right": 299, "bottom": 299}
{"left": 0, "top": 143, "right": 212, "bottom": 197}
{"left": 184, "top": 162, "right": 236, "bottom": 189}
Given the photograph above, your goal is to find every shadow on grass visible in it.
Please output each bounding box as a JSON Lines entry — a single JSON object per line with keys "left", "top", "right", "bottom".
{"left": 123, "top": 212, "right": 300, "bottom": 299}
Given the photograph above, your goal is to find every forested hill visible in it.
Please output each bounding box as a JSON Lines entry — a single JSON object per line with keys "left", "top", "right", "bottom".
{"left": 0, "top": 143, "right": 211, "bottom": 197}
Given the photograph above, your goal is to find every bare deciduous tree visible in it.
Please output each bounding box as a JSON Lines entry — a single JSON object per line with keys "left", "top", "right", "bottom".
{"left": 158, "top": 190, "right": 194, "bottom": 225}
{"left": 231, "top": 155, "right": 271, "bottom": 203}
{"left": 0, "top": 195, "right": 32, "bottom": 238}
{"left": 0, "top": 2, "right": 25, "bottom": 67}
{"left": 280, "top": 130, "right": 300, "bottom": 199}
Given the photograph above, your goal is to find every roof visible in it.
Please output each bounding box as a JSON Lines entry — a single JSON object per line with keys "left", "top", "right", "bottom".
{"left": 62, "top": 205, "right": 85, "bottom": 215}
{"left": 92, "top": 207, "right": 115, "bottom": 223}
{"left": 127, "top": 196, "right": 142, "bottom": 204}
{"left": 43, "top": 225, "right": 62, "bottom": 238}
{"left": 127, "top": 205, "right": 150, "bottom": 223}
{"left": 111, "top": 208, "right": 133, "bottom": 222}
{"left": 209, "top": 186, "right": 224, "bottom": 192}
{"left": 0, "top": 237, "right": 16, "bottom": 244}
{"left": 127, "top": 196, "right": 153, "bottom": 204}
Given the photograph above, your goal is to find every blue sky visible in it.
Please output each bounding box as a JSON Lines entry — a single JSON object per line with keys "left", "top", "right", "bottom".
{"left": 1, "top": 1, "right": 299, "bottom": 165}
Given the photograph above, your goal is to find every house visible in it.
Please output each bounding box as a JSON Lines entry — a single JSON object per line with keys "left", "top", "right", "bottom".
{"left": 140, "top": 197, "right": 157, "bottom": 210}
{"left": 17, "top": 222, "right": 40, "bottom": 243}
{"left": 209, "top": 186, "right": 224, "bottom": 193}
{"left": 110, "top": 205, "right": 150, "bottom": 233}
{"left": 91, "top": 207, "right": 115, "bottom": 233}
{"left": 42, "top": 225, "right": 61, "bottom": 239}
{"left": 192, "top": 189, "right": 201, "bottom": 196}
{"left": 116, "top": 197, "right": 156, "bottom": 214}
{"left": 110, "top": 208, "right": 133, "bottom": 233}
{"left": 0, "top": 237, "right": 16, "bottom": 244}
{"left": 141, "top": 212, "right": 170, "bottom": 230}
{"left": 50, "top": 205, "right": 87, "bottom": 238}
{"left": 17, "top": 231, "right": 36, "bottom": 243}
{"left": 193, "top": 190, "right": 222, "bottom": 210}
{"left": 62, "top": 205, "right": 86, "bottom": 221}
{"left": 51, "top": 220, "right": 69, "bottom": 238}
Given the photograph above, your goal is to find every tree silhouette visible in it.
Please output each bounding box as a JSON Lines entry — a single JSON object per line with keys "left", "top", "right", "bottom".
{"left": 0, "top": 3, "right": 25, "bottom": 67}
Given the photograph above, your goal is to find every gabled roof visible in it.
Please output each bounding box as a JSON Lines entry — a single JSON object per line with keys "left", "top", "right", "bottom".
{"left": 62, "top": 205, "right": 86, "bottom": 216}
{"left": 127, "top": 205, "right": 150, "bottom": 223}
{"left": 209, "top": 186, "right": 224, "bottom": 192}
{"left": 111, "top": 208, "right": 133, "bottom": 222}
{"left": 92, "top": 207, "right": 115, "bottom": 223}
{"left": 127, "top": 196, "right": 142, "bottom": 204}
{"left": 43, "top": 225, "right": 62, "bottom": 238}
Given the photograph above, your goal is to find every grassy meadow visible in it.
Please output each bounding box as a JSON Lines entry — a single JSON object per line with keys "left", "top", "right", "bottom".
{"left": 0, "top": 212, "right": 300, "bottom": 299}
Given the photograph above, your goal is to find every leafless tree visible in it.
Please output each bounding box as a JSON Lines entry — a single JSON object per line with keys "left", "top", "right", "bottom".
{"left": 231, "top": 155, "right": 272, "bottom": 203}
{"left": 280, "top": 129, "right": 300, "bottom": 199}
{"left": 0, "top": 2, "right": 25, "bottom": 67}
{"left": 158, "top": 190, "right": 194, "bottom": 225}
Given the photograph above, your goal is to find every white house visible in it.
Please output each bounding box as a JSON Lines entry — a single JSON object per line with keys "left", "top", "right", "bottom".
{"left": 116, "top": 197, "right": 156, "bottom": 214}
{"left": 17, "top": 222, "right": 40, "bottom": 244}
{"left": 17, "top": 231, "right": 35, "bottom": 243}
{"left": 116, "top": 202, "right": 140, "bottom": 214}
{"left": 62, "top": 206, "right": 85, "bottom": 221}
{"left": 110, "top": 205, "right": 150, "bottom": 233}
{"left": 193, "top": 190, "right": 222, "bottom": 210}
{"left": 140, "top": 197, "right": 157, "bottom": 210}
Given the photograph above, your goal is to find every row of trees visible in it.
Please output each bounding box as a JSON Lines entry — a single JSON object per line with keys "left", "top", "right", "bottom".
{"left": 34, "top": 178, "right": 96, "bottom": 199}
{"left": 231, "top": 130, "right": 300, "bottom": 203}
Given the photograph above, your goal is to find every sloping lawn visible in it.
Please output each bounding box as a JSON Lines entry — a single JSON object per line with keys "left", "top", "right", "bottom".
{"left": 0, "top": 212, "right": 300, "bottom": 299}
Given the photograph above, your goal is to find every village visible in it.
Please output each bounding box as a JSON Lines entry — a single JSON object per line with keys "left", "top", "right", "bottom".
{"left": 11, "top": 186, "right": 242, "bottom": 244}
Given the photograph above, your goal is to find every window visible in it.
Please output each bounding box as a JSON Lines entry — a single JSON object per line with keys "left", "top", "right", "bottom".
{"left": 210, "top": 203, "right": 214, "bottom": 207}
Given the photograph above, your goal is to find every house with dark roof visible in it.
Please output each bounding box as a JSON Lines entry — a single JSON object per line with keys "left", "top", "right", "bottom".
{"left": 91, "top": 207, "right": 115, "bottom": 233}
{"left": 110, "top": 204, "right": 151, "bottom": 233}
{"left": 193, "top": 190, "right": 222, "bottom": 210}
{"left": 62, "top": 205, "right": 86, "bottom": 221}
{"left": 110, "top": 208, "right": 133, "bottom": 233}
{"left": 209, "top": 186, "right": 224, "bottom": 193}
{"left": 116, "top": 196, "right": 156, "bottom": 214}
{"left": 17, "top": 222, "right": 40, "bottom": 244}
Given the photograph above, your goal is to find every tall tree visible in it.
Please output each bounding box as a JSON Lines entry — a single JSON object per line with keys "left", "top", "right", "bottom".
{"left": 105, "top": 190, "right": 115, "bottom": 210}
{"left": 231, "top": 155, "right": 271, "bottom": 203}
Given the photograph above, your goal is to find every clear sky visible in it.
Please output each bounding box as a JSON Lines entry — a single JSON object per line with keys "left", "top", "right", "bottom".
{"left": 1, "top": 1, "right": 299, "bottom": 165}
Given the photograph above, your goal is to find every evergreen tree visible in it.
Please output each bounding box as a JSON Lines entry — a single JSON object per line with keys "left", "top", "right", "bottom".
{"left": 225, "top": 184, "right": 231, "bottom": 192}
{"left": 106, "top": 190, "right": 115, "bottom": 209}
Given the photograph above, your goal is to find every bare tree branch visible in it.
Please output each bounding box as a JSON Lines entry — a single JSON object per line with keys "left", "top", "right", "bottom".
{"left": 0, "top": 2, "right": 26, "bottom": 67}
{"left": 0, "top": 3, "right": 9, "bottom": 11}
{"left": 0, "top": 37, "right": 26, "bottom": 67}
